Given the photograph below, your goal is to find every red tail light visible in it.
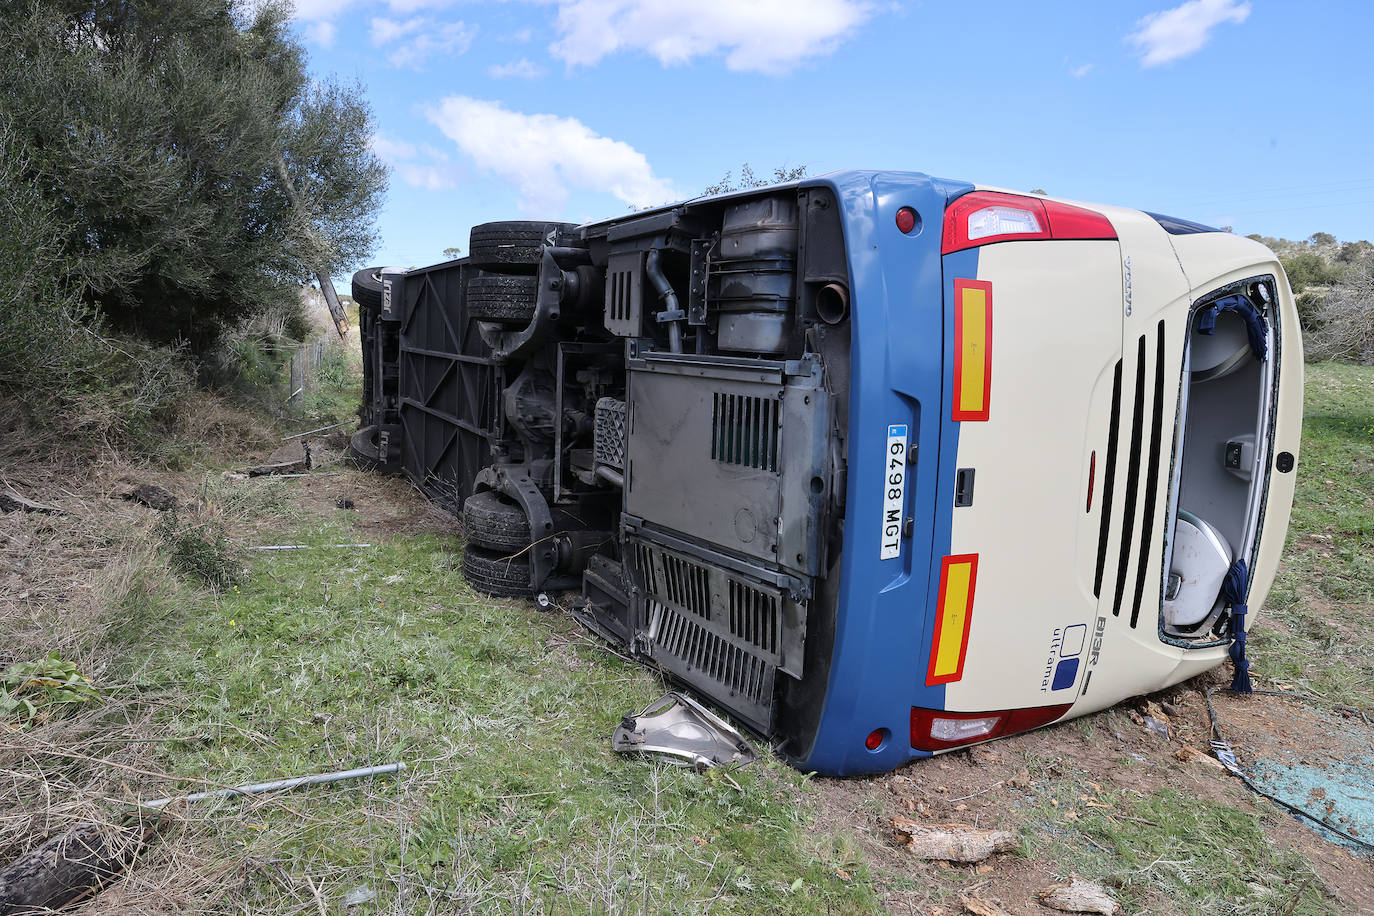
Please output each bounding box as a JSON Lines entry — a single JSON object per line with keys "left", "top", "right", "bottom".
{"left": 910, "top": 703, "right": 1073, "bottom": 751}
{"left": 942, "top": 191, "right": 1116, "bottom": 254}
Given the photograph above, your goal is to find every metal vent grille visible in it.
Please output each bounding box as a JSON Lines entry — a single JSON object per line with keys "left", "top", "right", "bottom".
{"left": 649, "top": 600, "right": 774, "bottom": 709}
{"left": 608, "top": 271, "right": 633, "bottom": 322}
{"left": 1096, "top": 321, "right": 1168, "bottom": 628}
{"left": 728, "top": 579, "right": 778, "bottom": 653}
{"left": 631, "top": 537, "right": 792, "bottom": 730}
{"left": 604, "top": 252, "right": 642, "bottom": 337}
{"left": 710, "top": 392, "right": 779, "bottom": 471}
{"left": 594, "top": 397, "right": 627, "bottom": 470}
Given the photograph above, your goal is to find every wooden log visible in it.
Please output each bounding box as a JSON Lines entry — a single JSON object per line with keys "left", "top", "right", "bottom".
{"left": 0, "top": 491, "right": 62, "bottom": 515}
{"left": 1037, "top": 877, "right": 1121, "bottom": 915}
{"left": 890, "top": 818, "right": 1017, "bottom": 863}
{"left": 0, "top": 820, "right": 152, "bottom": 914}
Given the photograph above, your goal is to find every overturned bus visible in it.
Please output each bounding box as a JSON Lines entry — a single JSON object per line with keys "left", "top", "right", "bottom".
{"left": 349, "top": 171, "right": 1302, "bottom": 776}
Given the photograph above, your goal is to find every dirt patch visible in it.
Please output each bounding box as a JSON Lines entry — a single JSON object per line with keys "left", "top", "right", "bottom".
{"left": 804, "top": 674, "right": 1373, "bottom": 914}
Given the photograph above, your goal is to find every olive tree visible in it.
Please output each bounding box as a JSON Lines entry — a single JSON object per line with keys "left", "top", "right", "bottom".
{"left": 0, "top": 0, "right": 386, "bottom": 351}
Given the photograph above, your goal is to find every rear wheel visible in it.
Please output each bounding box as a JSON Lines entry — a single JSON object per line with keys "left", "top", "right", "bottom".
{"left": 462, "top": 544, "right": 532, "bottom": 597}
{"left": 467, "top": 274, "right": 539, "bottom": 325}
{"left": 462, "top": 490, "right": 531, "bottom": 552}
{"left": 351, "top": 267, "right": 385, "bottom": 311}
{"left": 469, "top": 221, "right": 575, "bottom": 274}
{"left": 349, "top": 424, "right": 402, "bottom": 474}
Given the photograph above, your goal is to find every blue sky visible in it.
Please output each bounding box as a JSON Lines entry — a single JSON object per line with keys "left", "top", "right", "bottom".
{"left": 290, "top": 0, "right": 1374, "bottom": 270}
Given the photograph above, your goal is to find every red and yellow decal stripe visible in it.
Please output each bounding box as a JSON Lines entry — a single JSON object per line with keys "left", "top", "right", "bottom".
{"left": 952, "top": 279, "right": 993, "bottom": 421}
{"left": 926, "top": 553, "right": 979, "bottom": 686}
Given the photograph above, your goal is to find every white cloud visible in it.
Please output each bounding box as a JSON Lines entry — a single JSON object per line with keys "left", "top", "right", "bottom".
{"left": 370, "top": 15, "right": 425, "bottom": 43}
{"left": 370, "top": 134, "right": 418, "bottom": 162}
{"left": 387, "top": 0, "right": 456, "bottom": 11}
{"left": 489, "top": 58, "right": 546, "bottom": 79}
{"left": 548, "top": 0, "right": 873, "bottom": 75}
{"left": 291, "top": 0, "right": 352, "bottom": 21}
{"left": 304, "top": 19, "right": 337, "bottom": 48}
{"left": 369, "top": 133, "right": 459, "bottom": 191}
{"left": 371, "top": 16, "right": 476, "bottom": 68}
{"left": 1128, "top": 0, "right": 1250, "bottom": 68}
{"left": 1070, "top": 62, "right": 1093, "bottom": 78}
{"left": 426, "top": 97, "right": 681, "bottom": 215}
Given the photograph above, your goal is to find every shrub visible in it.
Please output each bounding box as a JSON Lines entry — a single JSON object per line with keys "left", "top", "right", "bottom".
{"left": 1305, "top": 266, "right": 1374, "bottom": 364}
{"left": 156, "top": 512, "right": 242, "bottom": 590}
{"left": 0, "top": 654, "right": 100, "bottom": 727}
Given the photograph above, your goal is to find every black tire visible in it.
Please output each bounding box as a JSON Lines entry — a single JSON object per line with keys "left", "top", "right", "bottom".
{"left": 462, "top": 490, "right": 531, "bottom": 551}
{"left": 467, "top": 274, "right": 539, "bottom": 325}
{"left": 462, "top": 543, "right": 532, "bottom": 598}
{"left": 349, "top": 424, "right": 402, "bottom": 474}
{"left": 469, "top": 221, "right": 576, "bottom": 274}
{"left": 352, "top": 267, "right": 385, "bottom": 311}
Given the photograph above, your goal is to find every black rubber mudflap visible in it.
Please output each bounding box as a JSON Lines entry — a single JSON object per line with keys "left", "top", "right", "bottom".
{"left": 462, "top": 543, "right": 533, "bottom": 598}
{"left": 462, "top": 490, "right": 531, "bottom": 551}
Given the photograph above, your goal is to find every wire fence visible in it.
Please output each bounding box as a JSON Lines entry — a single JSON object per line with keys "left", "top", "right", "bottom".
{"left": 287, "top": 335, "right": 332, "bottom": 405}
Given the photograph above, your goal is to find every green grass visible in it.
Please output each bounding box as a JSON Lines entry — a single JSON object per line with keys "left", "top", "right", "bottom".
{"left": 128, "top": 520, "right": 879, "bottom": 914}
{"left": 1023, "top": 781, "right": 1332, "bottom": 915}
{"left": 297, "top": 345, "right": 363, "bottom": 424}
{"left": 97, "top": 362, "right": 1374, "bottom": 914}
{"left": 1252, "top": 362, "right": 1374, "bottom": 704}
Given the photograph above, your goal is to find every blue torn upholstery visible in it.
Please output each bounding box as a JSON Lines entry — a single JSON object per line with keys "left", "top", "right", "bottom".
{"left": 1197, "top": 295, "right": 1268, "bottom": 361}
{"left": 1224, "top": 559, "right": 1253, "bottom": 693}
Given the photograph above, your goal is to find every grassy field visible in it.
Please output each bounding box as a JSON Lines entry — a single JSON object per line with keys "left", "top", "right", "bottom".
{"left": 121, "top": 516, "right": 878, "bottom": 914}
{"left": 4, "top": 361, "right": 1371, "bottom": 915}
{"left": 1252, "top": 361, "right": 1374, "bottom": 704}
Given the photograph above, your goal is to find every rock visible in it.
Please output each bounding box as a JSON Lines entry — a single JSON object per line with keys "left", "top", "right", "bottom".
{"left": 123, "top": 484, "right": 179, "bottom": 511}
{"left": 0, "top": 491, "right": 62, "bottom": 515}
{"left": 1036, "top": 877, "right": 1120, "bottom": 914}
{"left": 1009, "top": 768, "right": 1031, "bottom": 789}
{"left": 890, "top": 819, "right": 1017, "bottom": 863}
{"left": 245, "top": 441, "right": 312, "bottom": 476}
{"left": 269, "top": 441, "right": 312, "bottom": 467}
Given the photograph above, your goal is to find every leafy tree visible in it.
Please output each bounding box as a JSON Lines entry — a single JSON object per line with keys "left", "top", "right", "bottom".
{"left": 703, "top": 163, "right": 809, "bottom": 196}
{"left": 1281, "top": 251, "right": 1346, "bottom": 294}
{"left": 0, "top": 0, "right": 386, "bottom": 350}
{"left": 1336, "top": 240, "right": 1374, "bottom": 265}
{"left": 1308, "top": 231, "right": 1336, "bottom": 247}
{"left": 443, "top": 247, "right": 463, "bottom": 260}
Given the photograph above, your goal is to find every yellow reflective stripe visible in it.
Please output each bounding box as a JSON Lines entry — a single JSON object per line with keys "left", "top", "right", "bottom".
{"left": 958, "top": 287, "right": 987, "bottom": 414}
{"left": 927, "top": 554, "right": 979, "bottom": 686}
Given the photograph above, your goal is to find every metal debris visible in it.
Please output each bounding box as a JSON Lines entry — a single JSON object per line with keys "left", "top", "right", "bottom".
{"left": 612, "top": 692, "right": 756, "bottom": 769}
{"left": 138, "top": 762, "right": 406, "bottom": 809}
{"left": 247, "top": 544, "right": 372, "bottom": 551}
